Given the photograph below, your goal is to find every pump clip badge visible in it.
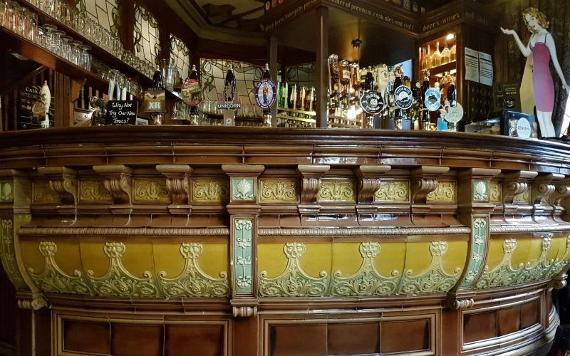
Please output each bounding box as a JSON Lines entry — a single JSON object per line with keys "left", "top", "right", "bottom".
{"left": 360, "top": 90, "right": 383, "bottom": 114}
{"left": 394, "top": 85, "right": 414, "bottom": 110}
{"left": 255, "top": 79, "right": 276, "bottom": 109}
{"left": 424, "top": 88, "right": 441, "bottom": 112}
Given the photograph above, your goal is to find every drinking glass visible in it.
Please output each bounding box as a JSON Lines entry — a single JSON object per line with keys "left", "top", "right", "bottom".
{"left": 52, "top": 30, "right": 64, "bottom": 56}
{"left": 80, "top": 44, "right": 91, "bottom": 70}
{"left": 71, "top": 40, "right": 82, "bottom": 65}
{"left": 42, "top": 24, "right": 57, "bottom": 52}
{"left": 60, "top": 35, "right": 71, "bottom": 61}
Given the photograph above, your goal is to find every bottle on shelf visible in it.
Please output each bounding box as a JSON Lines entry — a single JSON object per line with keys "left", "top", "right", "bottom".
{"left": 432, "top": 42, "right": 442, "bottom": 67}
{"left": 441, "top": 41, "right": 451, "bottom": 65}
{"left": 426, "top": 45, "right": 432, "bottom": 69}
{"left": 450, "top": 43, "right": 457, "bottom": 62}
{"left": 289, "top": 84, "right": 297, "bottom": 110}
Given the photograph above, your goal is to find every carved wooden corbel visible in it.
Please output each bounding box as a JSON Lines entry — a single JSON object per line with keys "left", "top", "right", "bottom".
{"left": 501, "top": 171, "right": 537, "bottom": 205}
{"left": 37, "top": 167, "right": 77, "bottom": 205}
{"left": 356, "top": 165, "right": 391, "bottom": 204}
{"left": 297, "top": 165, "right": 330, "bottom": 214}
{"left": 156, "top": 165, "right": 192, "bottom": 209}
{"left": 531, "top": 173, "right": 563, "bottom": 206}
{"left": 93, "top": 165, "right": 132, "bottom": 205}
{"left": 551, "top": 178, "right": 570, "bottom": 207}
{"left": 411, "top": 166, "right": 449, "bottom": 204}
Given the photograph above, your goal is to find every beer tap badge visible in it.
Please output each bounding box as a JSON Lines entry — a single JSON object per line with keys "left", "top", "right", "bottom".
{"left": 360, "top": 90, "right": 384, "bottom": 114}
{"left": 394, "top": 85, "right": 414, "bottom": 110}
{"left": 255, "top": 79, "right": 277, "bottom": 109}
{"left": 424, "top": 88, "right": 441, "bottom": 112}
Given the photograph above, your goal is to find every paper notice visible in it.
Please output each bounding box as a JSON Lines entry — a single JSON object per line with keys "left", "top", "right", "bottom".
{"left": 478, "top": 51, "right": 493, "bottom": 86}
{"left": 465, "top": 47, "right": 479, "bottom": 83}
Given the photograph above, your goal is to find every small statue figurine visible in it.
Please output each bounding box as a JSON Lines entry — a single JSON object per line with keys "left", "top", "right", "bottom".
{"left": 501, "top": 7, "right": 569, "bottom": 138}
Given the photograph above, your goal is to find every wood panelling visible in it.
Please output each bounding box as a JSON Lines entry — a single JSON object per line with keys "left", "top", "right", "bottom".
{"left": 381, "top": 319, "right": 431, "bottom": 353}
{"left": 520, "top": 300, "right": 540, "bottom": 329}
{"left": 111, "top": 324, "right": 162, "bottom": 356}
{"left": 165, "top": 325, "right": 225, "bottom": 356}
{"left": 270, "top": 324, "right": 327, "bottom": 356}
{"left": 327, "top": 322, "right": 380, "bottom": 355}
{"left": 463, "top": 311, "right": 497, "bottom": 343}
{"left": 498, "top": 306, "right": 521, "bottom": 336}
{"left": 0, "top": 266, "right": 16, "bottom": 350}
{"left": 63, "top": 320, "right": 111, "bottom": 354}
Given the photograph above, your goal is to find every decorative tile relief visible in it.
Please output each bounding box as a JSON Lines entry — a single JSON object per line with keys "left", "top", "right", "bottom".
{"left": 460, "top": 217, "right": 488, "bottom": 288}
{"left": 234, "top": 219, "right": 253, "bottom": 295}
{"left": 426, "top": 181, "right": 456, "bottom": 203}
{"left": 374, "top": 181, "right": 409, "bottom": 202}
{"left": 79, "top": 180, "right": 112, "bottom": 202}
{"left": 133, "top": 178, "right": 169, "bottom": 203}
{"left": 472, "top": 180, "right": 489, "bottom": 202}
{"left": 318, "top": 179, "right": 354, "bottom": 202}
{"left": 232, "top": 178, "right": 255, "bottom": 201}
{"left": 190, "top": 178, "right": 228, "bottom": 203}
{"left": 258, "top": 242, "right": 329, "bottom": 297}
{"left": 259, "top": 178, "right": 297, "bottom": 203}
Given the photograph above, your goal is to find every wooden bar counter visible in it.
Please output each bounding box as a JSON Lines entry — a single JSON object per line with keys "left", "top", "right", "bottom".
{"left": 1, "top": 126, "right": 569, "bottom": 355}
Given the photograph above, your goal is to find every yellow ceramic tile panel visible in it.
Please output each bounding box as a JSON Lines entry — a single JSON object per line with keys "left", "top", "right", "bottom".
{"left": 441, "top": 240, "right": 468, "bottom": 274}
{"left": 120, "top": 242, "right": 155, "bottom": 277}
{"left": 375, "top": 242, "right": 406, "bottom": 276}
{"left": 198, "top": 243, "right": 228, "bottom": 278}
{"left": 153, "top": 243, "right": 186, "bottom": 278}
{"left": 51, "top": 240, "right": 82, "bottom": 275}
{"left": 511, "top": 239, "right": 538, "bottom": 267}
{"left": 78, "top": 241, "right": 112, "bottom": 276}
{"left": 485, "top": 239, "right": 506, "bottom": 270}
{"left": 546, "top": 237, "right": 563, "bottom": 262}
{"left": 403, "top": 242, "right": 433, "bottom": 275}
{"left": 257, "top": 243, "right": 288, "bottom": 278}
{"left": 331, "top": 243, "right": 361, "bottom": 275}
{"left": 299, "top": 243, "right": 332, "bottom": 277}
{"left": 20, "top": 240, "right": 45, "bottom": 274}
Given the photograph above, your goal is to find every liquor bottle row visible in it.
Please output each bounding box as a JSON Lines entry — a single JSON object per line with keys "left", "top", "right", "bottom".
{"left": 420, "top": 36, "right": 457, "bottom": 71}
{"left": 276, "top": 83, "right": 316, "bottom": 113}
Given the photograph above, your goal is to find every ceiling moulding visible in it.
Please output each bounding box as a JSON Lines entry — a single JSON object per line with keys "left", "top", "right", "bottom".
{"left": 165, "top": 0, "right": 267, "bottom": 46}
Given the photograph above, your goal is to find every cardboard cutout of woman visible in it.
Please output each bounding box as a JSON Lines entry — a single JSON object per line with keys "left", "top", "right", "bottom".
{"left": 501, "top": 7, "right": 569, "bottom": 138}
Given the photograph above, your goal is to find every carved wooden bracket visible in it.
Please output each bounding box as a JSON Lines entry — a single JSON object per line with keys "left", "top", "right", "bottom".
{"left": 37, "top": 167, "right": 77, "bottom": 205}
{"left": 411, "top": 166, "right": 449, "bottom": 204}
{"left": 93, "top": 165, "right": 132, "bottom": 205}
{"left": 501, "top": 171, "right": 537, "bottom": 205}
{"left": 551, "top": 177, "right": 570, "bottom": 207}
{"left": 297, "top": 165, "right": 330, "bottom": 204}
{"left": 156, "top": 165, "right": 192, "bottom": 204}
{"left": 531, "top": 173, "right": 563, "bottom": 206}
{"left": 356, "top": 165, "right": 391, "bottom": 204}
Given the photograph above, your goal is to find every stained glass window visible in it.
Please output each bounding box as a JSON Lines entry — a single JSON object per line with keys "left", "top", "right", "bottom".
{"left": 75, "top": 0, "right": 119, "bottom": 36}
{"left": 170, "top": 35, "right": 190, "bottom": 80}
{"left": 285, "top": 63, "right": 316, "bottom": 89}
{"left": 134, "top": 5, "right": 160, "bottom": 65}
{"left": 200, "top": 59, "right": 263, "bottom": 117}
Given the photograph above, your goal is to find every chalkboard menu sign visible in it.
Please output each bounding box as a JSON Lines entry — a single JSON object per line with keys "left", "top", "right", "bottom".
{"left": 18, "top": 85, "right": 53, "bottom": 129}
{"left": 106, "top": 100, "right": 137, "bottom": 125}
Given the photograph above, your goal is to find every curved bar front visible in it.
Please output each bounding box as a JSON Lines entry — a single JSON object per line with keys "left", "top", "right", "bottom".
{"left": 1, "top": 127, "right": 569, "bottom": 355}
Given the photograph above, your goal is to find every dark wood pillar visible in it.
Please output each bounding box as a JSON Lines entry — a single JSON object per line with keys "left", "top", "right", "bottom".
{"left": 315, "top": 6, "right": 329, "bottom": 128}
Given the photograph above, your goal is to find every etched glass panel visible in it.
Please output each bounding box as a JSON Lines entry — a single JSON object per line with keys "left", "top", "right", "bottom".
{"left": 170, "top": 35, "right": 190, "bottom": 80}
{"left": 75, "top": 0, "right": 119, "bottom": 36}
{"left": 200, "top": 59, "right": 263, "bottom": 118}
{"left": 134, "top": 5, "right": 160, "bottom": 65}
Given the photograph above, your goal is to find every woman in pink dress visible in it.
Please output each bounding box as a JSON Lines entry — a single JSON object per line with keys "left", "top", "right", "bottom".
{"left": 501, "top": 7, "right": 569, "bottom": 138}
